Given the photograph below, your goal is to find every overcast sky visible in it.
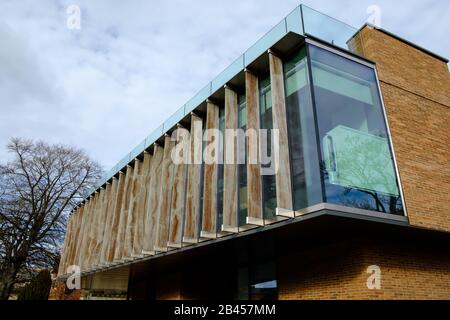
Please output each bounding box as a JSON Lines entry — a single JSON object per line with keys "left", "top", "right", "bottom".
{"left": 1, "top": 0, "right": 448, "bottom": 171}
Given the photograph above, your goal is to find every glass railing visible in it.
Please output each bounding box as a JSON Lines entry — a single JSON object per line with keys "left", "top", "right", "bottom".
{"left": 89, "top": 4, "right": 358, "bottom": 194}
{"left": 301, "top": 5, "right": 357, "bottom": 49}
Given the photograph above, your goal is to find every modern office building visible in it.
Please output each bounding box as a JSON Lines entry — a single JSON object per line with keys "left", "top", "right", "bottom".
{"left": 56, "top": 4, "right": 450, "bottom": 300}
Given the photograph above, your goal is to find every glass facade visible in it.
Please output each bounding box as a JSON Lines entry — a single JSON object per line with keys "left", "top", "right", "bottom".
{"left": 238, "top": 94, "right": 248, "bottom": 226}
{"left": 259, "top": 75, "right": 277, "bottom": 220}
{"left": 216, "top": 107, "right": 225, "bottom": 232}
{"left": 284, "top": 47, "right": 323, "bottom": 210}
{"left": 308, "top": 45, "right": 403, "bottom": 215}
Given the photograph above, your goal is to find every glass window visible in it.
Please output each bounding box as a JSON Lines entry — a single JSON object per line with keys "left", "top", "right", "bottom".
{"left": 249, "top": 261, "right": 278, "bottom": 300}
{"left": 216, "top": 107, "right": 225, "bottom": 232}
{"left": 308, "top": 45, "right": 403, "bottom": 215}
{"left": 259, "top": 75, "right": 277, "bottom": 220}
{"left": 284, "top": 47, "right": 323, "bottom": 210}
{"left": 238, "top": 95, "right": 248, "bottom": 226}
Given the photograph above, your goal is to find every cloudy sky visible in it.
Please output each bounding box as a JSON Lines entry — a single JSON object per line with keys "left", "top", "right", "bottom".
{"left": 1, "top": 0, "right": 448, "bottom": 171}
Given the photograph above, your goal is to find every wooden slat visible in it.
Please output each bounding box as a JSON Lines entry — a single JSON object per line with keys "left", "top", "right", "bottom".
{"left": 71, "top": 206, "right": 85, "bottom": 270}
{"left": 87, "top": 190, "right": 104, "bottom": 268}
{"left": 93, "top": 186, "right": 109, "bottom": 267}
{"left": 142, "top": 144, "right": 164, "bottom": 255}
{"left": 58, "top": 217, "right": 73, "bottom": 275}
{"left": 132, "top": 152, "right": 152, "bottom": 257}
{"left": 66, "top": 211, "right": 81, "bottom": 271}
{"left": 245, "top": 70, "right": 263, "bottom": 223}
{"left": 100, "top": 177, "right": 119, "bottom": 265}
{"left": 269, "top": 52, "right": 293, "bottom": 213}
{"left": 114, "top": 166, "right": 134, "bottom": 262}
{"left": 84, "top": 193, "right": 99, "bottom": 269}
{"left": 222, "top": 86, "right": 239, "bottom": 230}
{"left": 154, "top": 136, "right": 176, "bottom": 251}
{"left": 123, "top": 159, "right": 143, "bottom": 259}
{"left": 77, "top": 199, "right": 92, "bottom": 271}
{"left": 183, "top": 114, "right": 203, "bottom": 243}
{"left": 168, "top": 128, "right": 189, "bottom": 248}
{"left": 201, "top": 102, "right": 219, "bottom": 237}
{"left": 107, "top": 172, "right": 126, "bottom": 263}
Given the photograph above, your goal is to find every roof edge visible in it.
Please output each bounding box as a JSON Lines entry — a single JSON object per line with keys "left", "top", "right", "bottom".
{"left": 348, "top": 23, "right": 449, "bottom": 64}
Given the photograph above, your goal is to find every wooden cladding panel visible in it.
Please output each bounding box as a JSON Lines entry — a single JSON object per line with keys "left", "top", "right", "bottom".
{"left": 245, "top": 71, "right": 263, "bottom": 221}
{"left": 155, "top": 136, "right": 176, "bottom": 251}
{"left": 100, "top": 177, "right": 119, "bottom": 265}
{"left": 168, "top": 129, "right": 188, "bottom": 247}
{"left": 222, "top": 87, "right": 239, "bottom": 229}
{"left": 202, "top": 102, "right": 219, "bottom": 235}
{"left": 93, "top": 185, "right": 109, "bottom": 267}
{"left": 123, "top": 159, "right": 143, "bottom": 259}
{"left": 107, "top": 172, "right": 126, "bottom": 262}
{"left": 269, "top": 53, "right": 293, "bottom": 211}
{"left": 183, "top": 114, "right": 203, "bottom": 243}
{"left": 142, "top": 144, "right": 164, "bottom": 255}
{"left": 58, "top": 217, "right": 73, "bottom": 275}
{"left": 77, "top": 198, "right": 92, "bottom": 271}
{"left": 87, "top": 190, "right": 103, "bottom": 268}
{"left": 66, "top": 210, "right": 82, "bottom": 271}
{"left": 114, "top": 167, "right": 134, "bottom": 261}
{"left": 83, "top": 193, "right": 98, "bottom": 269}
{"left": 132, "top": 152, "right": 152, "bottom": 256}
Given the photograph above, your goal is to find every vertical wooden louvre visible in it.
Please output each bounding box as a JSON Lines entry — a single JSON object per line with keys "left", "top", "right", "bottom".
{"left": 100, "top": 177, "right": 119, "bottom": 265}
{"left": 245, "top": 70, "right": 264, "bottom": 225}
{"left": 72, "top": 206, "right": 85, "bottom": 269}
{"left": 222, "top": 86, "right": 239, "bottom": 232}
{"left": 123, "top": 159, "right": 142, "bottom": 260}
{"left": 269, "top": 52, "right": 293, "bottom": 216}
{"left": 84, "top": 193, "right": 98, "bottom": 270}
{"left": 107, "top": 172, "right": 126, "bottom": 263}
{"left": 154, "top": 135, "right": 176, "bottom": 252}
{"left": 183, "top": 114, "right": 203, "bottom": 244}
{"left": 201, "top": 101, "right": 219, "bottom": 238}
{"left": 142, "top": 144, "right": 164, "bottom": 255}
{"left": 114, "top": 166, "right": 134, "bottom": 262}
{"left": 132, "top": 152, "right": 152, "bottom": 257}
{"left": 168, "top": 126, "right": 188, "bottom": 248}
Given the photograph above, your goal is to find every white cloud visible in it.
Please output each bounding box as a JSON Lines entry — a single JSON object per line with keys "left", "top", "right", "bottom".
{"left": 0, "top": 0, "right": 448, "bottom": 171}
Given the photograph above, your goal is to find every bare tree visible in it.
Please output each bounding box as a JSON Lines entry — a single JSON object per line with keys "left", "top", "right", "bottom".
{"left": 0, "top": 138, "right": 102, "bottom": 300}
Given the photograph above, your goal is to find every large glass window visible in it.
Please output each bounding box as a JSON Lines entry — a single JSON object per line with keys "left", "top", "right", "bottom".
{"left": 238, "top": 94, "right": 248, "bottom": 226}
{"left": 259, "top": 75, "right": 277, "bottom": 220}
{"left": 284, "top": 47, "right": 323, "bottom": 210}
{"left": 216, "top": 107, "right": 225, "bottom": 232}
{"left": 308, "top": 45, "right": 403, "bottom": 215}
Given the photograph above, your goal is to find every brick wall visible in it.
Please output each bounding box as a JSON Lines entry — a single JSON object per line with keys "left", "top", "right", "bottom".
{"left": 278, "top": 239, "right": 450, "bottom": 300}
{"left": 348, "top": 26, "right": 450, "bottom": 232}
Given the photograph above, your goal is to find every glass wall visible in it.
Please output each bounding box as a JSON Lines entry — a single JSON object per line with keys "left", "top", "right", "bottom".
{"left": 259, "top": 75, "right": 277, "bottom": 220}
{"left": 238, "top": 95, "right": 248, "bottom": 226}
{"left": 284, "top": 47, "right": 323, "bottom": 210}
{"left": 216, "top": 107, "right": 225, "bottom": 232}
{"left": 308, "top": 44, "right": 403, "bottom": 215}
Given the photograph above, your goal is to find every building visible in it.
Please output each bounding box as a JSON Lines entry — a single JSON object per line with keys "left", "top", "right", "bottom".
{"left": 56, "top": 4, "right": 450, "bottom": 300}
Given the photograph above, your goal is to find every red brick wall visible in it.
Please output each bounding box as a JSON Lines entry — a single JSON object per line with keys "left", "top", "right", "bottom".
{"left": 349, "top": 26, "right": 450, "bottom": 232}
{"left": 278, "top": 239, "right": 450, "bottom": 300}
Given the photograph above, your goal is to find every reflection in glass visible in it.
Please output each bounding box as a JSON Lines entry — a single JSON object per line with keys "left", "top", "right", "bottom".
{"left": 216, "top": 107, "right": 225, "bottom": 232}
{"left": 284, "top": 46, "right": 323, "bottom": 210}
{"left": 238, "top": 95, "right": 248, "bottom": 226}
{"left": 259, "top": 75, "right": 277, "bottom": 220}
{"left": 308, "top": 45, "right": 403, "bottom": 215}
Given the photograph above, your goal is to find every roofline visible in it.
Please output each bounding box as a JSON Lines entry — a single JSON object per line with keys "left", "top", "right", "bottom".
{"left": 348, "top": 23, "right": 449, "bottom": 64}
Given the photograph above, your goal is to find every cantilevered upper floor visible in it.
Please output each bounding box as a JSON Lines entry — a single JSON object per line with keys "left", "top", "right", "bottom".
{"left": 57, "top": 4, "right": 450, "bottom": 279}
